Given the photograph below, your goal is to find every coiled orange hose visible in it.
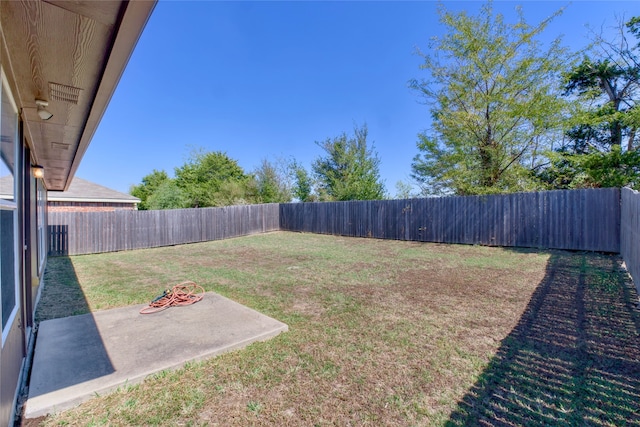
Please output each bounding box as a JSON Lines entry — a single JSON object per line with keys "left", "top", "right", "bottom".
{"left": 140, "top": 281, "right": 205, "bottom": 314}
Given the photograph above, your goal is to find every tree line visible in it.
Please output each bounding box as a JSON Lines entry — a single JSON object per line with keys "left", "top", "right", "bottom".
{"left": 132, "top": 2, "right": 640, "bottom": 209}
{"left": 411, "top": 4, "right": 639, "bottom": 196}
{"left": 131, "top": 124, "right": 384, "bottom": 210}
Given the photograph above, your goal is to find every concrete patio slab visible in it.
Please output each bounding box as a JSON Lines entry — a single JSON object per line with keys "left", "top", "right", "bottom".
{"left": 25, "top": 292, "right": 288, "bottom": 418}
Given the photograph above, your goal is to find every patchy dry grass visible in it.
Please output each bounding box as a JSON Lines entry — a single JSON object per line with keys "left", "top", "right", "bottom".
{"left": 31, "top": 231, "right": 640, "bottom": 426}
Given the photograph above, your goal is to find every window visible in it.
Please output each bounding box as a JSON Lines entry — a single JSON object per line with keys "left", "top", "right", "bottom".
{"left": 37, "top": 178, "right": 46, "bottom": 273}
{"left": 0, "top": 69, "right": 18, "bottom": 343}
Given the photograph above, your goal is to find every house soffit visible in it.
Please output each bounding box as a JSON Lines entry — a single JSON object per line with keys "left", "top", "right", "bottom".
{"left": 0, "top": 0, "right": 155, "bottom": 191}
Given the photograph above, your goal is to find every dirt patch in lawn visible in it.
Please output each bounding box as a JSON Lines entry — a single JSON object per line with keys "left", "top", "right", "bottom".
{"left": 30, "top": 232, "right": 640, "bottom": 426}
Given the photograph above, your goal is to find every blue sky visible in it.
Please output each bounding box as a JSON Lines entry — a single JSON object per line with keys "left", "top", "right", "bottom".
{"left": 77, "top": 0, "right": 639, "bottom": 196}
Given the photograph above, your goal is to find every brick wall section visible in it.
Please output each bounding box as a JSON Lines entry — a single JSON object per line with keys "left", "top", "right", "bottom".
{"left": 48, "top": 201, "right": 136, "bottom": 212}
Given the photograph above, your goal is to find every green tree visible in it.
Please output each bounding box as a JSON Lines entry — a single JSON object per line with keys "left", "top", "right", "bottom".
{"left": 542, "top": 146, "right": 640, "bottom": 189}
{"left": 290, "top": 161, "right": 314, "bottom": 202}
{"left": 174, "top": 150, "right": 252, "bottom": 207}
{"left": 409, "top": 2, "right": 568, "bottom": 196}
{"left": 563, "top": 57, "right": 639, "bottom": 151}
{"left": 253, "top": 159, "right": 292, "bottom": 203}
{"left": 130, "top": 169, "right": 171, "bottom": 210}
{"left": 146, "top": 180, "right": 187, "bottom": 210}
{"left": 312, "top": 124, "right": 385, "bottom": 201}
{"left": 214, "top": 180, "right": 254, "bottom": 206}
{"left": 394, "top": 180, "right": 416, "bottom": 200}
{"left": 542, "top": 16, "right": 640, "bottom": 189}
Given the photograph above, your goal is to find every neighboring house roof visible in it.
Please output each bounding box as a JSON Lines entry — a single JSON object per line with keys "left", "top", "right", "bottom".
{"left": 48, "top": 177, "right": 140, "bottom": 204}
{"left": 0, "top": 176, "right": 139, "bottom": 204}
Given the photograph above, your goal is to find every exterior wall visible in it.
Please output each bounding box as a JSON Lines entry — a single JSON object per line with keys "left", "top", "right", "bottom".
{"left": 0, "top": 131, "right": 45, "bottom": 427}
{"left": 0, "top": 60, "right": 25, "bottom": 426}
{"left": 0, "top": 56, "right": 45, "bottom": 427}
{"left": 48, "top": 201, "right": 136, "bottom": 212}
{"left": 0, "top": 316, "right": 23, "bottom": 427}
{"left": 0, "top": 1, "right": 155, "bottom": 423}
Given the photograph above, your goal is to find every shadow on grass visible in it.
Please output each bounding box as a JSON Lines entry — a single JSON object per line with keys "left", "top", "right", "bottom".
{"left": 29, "top": 256, "right": 114, "bottom": 397}
{"left": 36, "top": 256, "right": 93, "bottom": 322}
{"left": 447, "top": 251, "right": 640, "bottom": 426}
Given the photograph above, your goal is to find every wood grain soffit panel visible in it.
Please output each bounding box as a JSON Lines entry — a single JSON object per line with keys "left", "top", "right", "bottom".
{"left": 43, "top": 0, "right": 121, "bottom": 28}
{"left": 1, "top": 0, "right": 155, "bottom": 190}
{"left": 1, "top": 0, "right": 117, "bottom": 190}
{"left": 67, "top": 1, "right": 156, "bottom": 191}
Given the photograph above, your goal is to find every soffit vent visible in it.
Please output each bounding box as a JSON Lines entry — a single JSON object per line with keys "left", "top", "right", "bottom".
{"left": 51, "top": 142, "right": 70, "bottom": 150}
{"left": 49, "top": 82, "right": 83, "bottom": 104}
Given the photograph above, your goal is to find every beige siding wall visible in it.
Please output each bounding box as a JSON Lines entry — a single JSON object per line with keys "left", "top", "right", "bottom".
{"left": 1, "top": 316, "right": 24, "bottom": 427}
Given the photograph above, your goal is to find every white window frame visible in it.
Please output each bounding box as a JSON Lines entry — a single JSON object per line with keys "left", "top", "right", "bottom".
{"left": 1, "top": 68, "right": 20, "bottom": 345}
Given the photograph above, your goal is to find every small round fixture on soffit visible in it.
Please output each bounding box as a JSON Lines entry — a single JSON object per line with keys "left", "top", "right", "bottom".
{"left": 35, "top": 99, "right": 53, "bottom": 121}
{"left": 32, "top": 165, "right": 44, "bottom": 179}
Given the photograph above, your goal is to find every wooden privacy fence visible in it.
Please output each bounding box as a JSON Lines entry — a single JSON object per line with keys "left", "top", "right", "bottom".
{"left": 621, "top": 187, "right": 640, "bottom": 295}
{"left": 280, "top": 188, "right": 621, "bottom": 252}
{"left": 48, "top": 203, "right": 280, "bottom": 256}
{"left": 47, "top": 188, "right": 639, "bottom": 295}
{"left": 49, "top": 188, "right": 623, "bottom": 256}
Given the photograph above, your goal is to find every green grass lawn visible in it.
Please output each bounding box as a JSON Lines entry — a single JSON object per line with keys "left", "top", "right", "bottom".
{"left": 34, "top": 231, "right": 640, "bottom": 426}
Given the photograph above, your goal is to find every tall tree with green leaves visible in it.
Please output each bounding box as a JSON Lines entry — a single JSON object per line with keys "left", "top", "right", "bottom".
{"left": 253, "top": 159, "right": 292, "bottom": 203}
{"left": 130, "top": 169, "right": 172, "bottom": 210}
{"left": 289, "top": 160, "right": 315, "bottom": 202}
{"left": 410, "top": 2, "right": 568, "bottom": 195}
{"left": 312, "top": 124, "right": 386, "bottom": 201}
{"left": 146, "top": 180, "right": 187, "bottom": 210}
{"left": 563, "top": 58, "right": 638, "bottom": 151}
{"left": 174, "top": 150, "right": 251, "bottom": 207}
{"left": 542, "top": 16, "right": 640, "bottom": 189}
{"left": 394, "top": 180, "right": 416, "bottom": 200}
